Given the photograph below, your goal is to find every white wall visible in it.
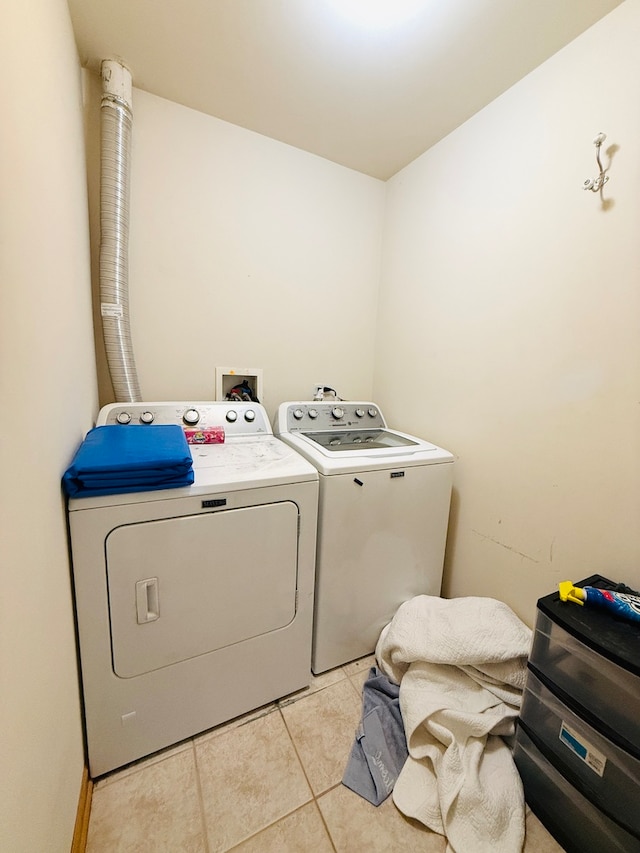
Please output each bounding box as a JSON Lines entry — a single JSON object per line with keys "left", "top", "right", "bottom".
{"left": 2, "top": 2, "right": 636, "bottom": 846}
{"left": 0, "top": 1, "right": 97, "bottom": 850}
{"left": 374, "top": 0, "right": 640, "bottom": 625}
{"left": 88, "top": 84, "right": 386, "bottom": 413}
{"left": 85, "top": 3, "right": 640, "bottom": 633}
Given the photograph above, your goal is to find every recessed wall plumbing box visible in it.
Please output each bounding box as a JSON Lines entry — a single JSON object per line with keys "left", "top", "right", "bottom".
{"left": 215, "top": 367, "right": 263, "bottom": 402}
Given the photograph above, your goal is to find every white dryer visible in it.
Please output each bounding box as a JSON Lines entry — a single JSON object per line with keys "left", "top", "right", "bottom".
{"left": 274, "top": 401, "right": 453, "bottom": 674}
{"left": 67, "top": 401, "right": 318, "bottom": 777}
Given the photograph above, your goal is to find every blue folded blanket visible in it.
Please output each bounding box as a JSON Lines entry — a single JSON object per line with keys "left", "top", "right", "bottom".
{"left": 63, "top": 425, "right": 194, "bottom": 497}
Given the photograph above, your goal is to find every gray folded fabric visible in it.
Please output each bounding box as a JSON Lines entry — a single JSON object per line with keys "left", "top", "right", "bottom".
{"left": 342, "top": 666, "right": 408, "bottom": 805}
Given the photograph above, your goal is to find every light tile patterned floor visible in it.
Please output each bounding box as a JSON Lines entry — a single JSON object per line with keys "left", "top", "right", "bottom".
{"left": 86, "top": 655, "right": 565, "bottom": 852}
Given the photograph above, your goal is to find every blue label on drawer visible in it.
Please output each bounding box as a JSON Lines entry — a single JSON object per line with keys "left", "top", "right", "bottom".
{"left": 559, "top": 721, "right": 606, "bottom": 777}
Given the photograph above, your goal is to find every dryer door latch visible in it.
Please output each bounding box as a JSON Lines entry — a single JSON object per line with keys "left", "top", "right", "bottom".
{"left": 136, "top": 578, "right": 160, "bottom": 624}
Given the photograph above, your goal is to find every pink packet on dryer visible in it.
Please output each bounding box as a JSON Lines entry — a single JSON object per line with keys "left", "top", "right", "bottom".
{"left": 184, "top": 427, "right": 225, "bottom": 445}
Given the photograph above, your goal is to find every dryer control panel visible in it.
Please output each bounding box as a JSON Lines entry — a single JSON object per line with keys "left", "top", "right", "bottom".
{"left": 278, "top": 401, "right": 387, "bottom": 433}
{"left": 97, "top": 401, "right": 272, "bottom": 436}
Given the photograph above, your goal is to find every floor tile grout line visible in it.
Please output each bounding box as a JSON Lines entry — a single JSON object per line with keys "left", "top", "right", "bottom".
{"left": 192, "top": 738, "right": 212, "bottom": 853}
{"left": 311, "top": 797, "right": 339, "bottom": 853}
{"left": 277, "top": 705, "right": 316, "bottom": 800}
{"left": 346, "top": 674, "right": 367, "bottom": 700}
{"left": 222, "top": 800, "right": 335, "bottom": 853}
{"left": 196, "top": 704, "right": 318, "bottom": 853}
{"left": 314, "top": 783, "right": 346, "bottom": 853}
{"left": 278, "top": 706, "right": 346, "bottom": 853}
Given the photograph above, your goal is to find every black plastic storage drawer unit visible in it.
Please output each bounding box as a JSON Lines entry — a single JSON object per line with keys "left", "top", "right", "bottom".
{"left": 514, "top": 726, "right": 640, "bottom": 853}
{"left": 528, "top": 575, "right": 640, "bottom": 753}
{"left": 519, "top": 668, "right": 640, "bottom": 837}
{"left": 515, "top": 575, "right": 640, "bottom": 853}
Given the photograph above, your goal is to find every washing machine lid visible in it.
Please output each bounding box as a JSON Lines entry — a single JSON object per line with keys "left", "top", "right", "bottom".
{"left": 274, "top": 401, "right": 454, "bottom": 475}
{"left": 281, "top": 429, "right": 451, "bottom": 475}
{"left": 300, "top": 428, "right": 419, "bottom": 452}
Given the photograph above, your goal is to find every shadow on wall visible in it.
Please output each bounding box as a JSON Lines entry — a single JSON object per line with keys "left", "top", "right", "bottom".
{"left": 440, "top": 486, "right": 461, "bottom": 600}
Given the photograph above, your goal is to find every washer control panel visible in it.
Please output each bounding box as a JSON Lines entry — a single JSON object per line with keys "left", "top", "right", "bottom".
{"left": 97, "top": 401, "right": 271, "bottom": 436}
{"left": 280, "top": 401, "right": 386, "bottom": 432}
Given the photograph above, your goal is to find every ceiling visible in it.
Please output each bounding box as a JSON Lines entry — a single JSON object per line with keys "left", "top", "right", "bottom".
{"left": 67, "top": 0, "right": 624, "bottom": 180}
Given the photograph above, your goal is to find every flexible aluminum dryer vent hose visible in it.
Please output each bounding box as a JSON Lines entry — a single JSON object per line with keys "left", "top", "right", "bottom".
{"left": 99, "top": 60, "right": 141, "bottom": 402}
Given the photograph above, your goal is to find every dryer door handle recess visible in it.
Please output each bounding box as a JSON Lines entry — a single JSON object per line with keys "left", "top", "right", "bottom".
{"left": 136, "top": 578, "right": 160, "bottom": 624}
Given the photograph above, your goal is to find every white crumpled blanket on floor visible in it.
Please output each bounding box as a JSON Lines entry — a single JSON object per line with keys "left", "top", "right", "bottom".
{"left": 375, "top": 595, "right": 532, "bottom": 853}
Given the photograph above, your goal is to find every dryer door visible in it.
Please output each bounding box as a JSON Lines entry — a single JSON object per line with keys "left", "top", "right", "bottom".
{"left": 106, "top": 502, "right": 299, "bottom": 678}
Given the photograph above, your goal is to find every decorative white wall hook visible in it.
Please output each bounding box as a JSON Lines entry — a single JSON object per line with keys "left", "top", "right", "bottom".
{"left": 583, "top": 132, "right": 609, "bottom": 192}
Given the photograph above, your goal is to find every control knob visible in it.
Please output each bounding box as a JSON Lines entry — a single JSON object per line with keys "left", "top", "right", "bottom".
{"left": 183, "top": 408, "right": 200, "bottom": 425}
{"left": 331, "top": 406, "right": 345, "bottom": 420}
{"left": 308, "top": 408, "right": 319, "bottom": 419}
{"left": 116, "top": 411, "right": 131, "bottom": 425}
{"left": 140, "top": 411, "right": 155, "bottom": 424}
{"left": 368, "top": 407, "right": 378, "bottom": 418}
{"left": 244, "top": 409, "right": 256, "bottom": 422}
{"left": 293, "top": 408, "right": 305, "bottom": 420}
{"left": 226, "top": 410, "right": 238, "bottom": 423}
{"left": 355, "top": 408, "right": 365, "bottom": 418}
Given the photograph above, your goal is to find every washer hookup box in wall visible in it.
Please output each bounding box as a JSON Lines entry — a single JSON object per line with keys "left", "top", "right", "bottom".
{"left": 215, "top": 367, "right": 263, "bottom": 403}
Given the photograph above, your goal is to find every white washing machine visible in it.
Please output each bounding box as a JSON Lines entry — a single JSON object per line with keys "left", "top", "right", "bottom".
{"left": 67, "top": 401, "right": 318, "bottom": 777}
{"left": 274, "top": 401, "right": 453, "bottom": 674}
